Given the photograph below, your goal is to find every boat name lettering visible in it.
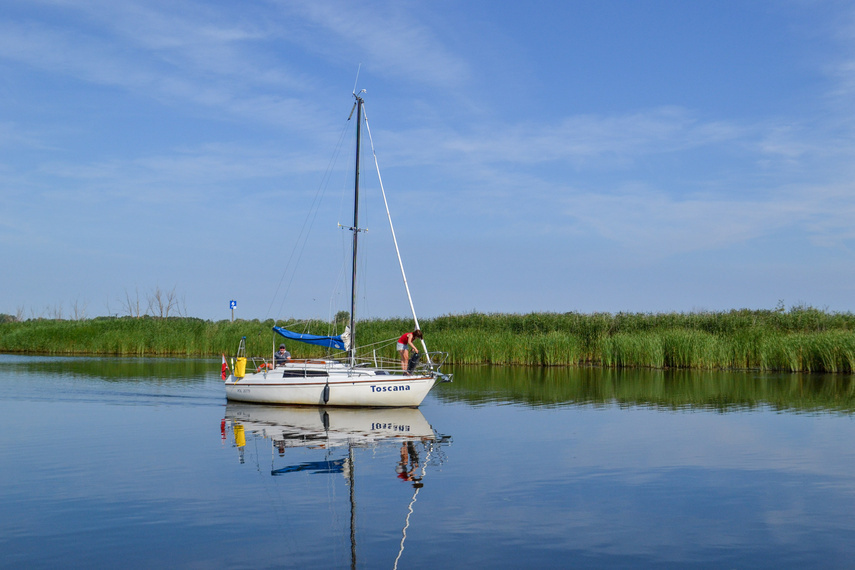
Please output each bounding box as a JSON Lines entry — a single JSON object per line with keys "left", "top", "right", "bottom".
{"left": 371, "top": 422, "right": 411, "bottom": 432}
{"left": 369, "top": 385, "right": 411, "bottom": 393}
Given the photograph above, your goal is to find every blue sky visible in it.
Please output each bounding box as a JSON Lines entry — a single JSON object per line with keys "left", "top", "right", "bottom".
{"left": 3, "top": 0, "right": 855, "bottom": 321}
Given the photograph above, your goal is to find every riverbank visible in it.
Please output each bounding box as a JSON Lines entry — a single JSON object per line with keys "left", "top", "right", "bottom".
{"left": 1, "top": 308, "right": 854, "bottom": 372}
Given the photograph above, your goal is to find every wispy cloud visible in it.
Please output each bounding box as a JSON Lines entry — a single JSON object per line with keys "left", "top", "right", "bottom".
{"left": 0, "top": 2, "right": 333, "bottom": 132}
{"left": 281, "top": 0, "right": 470, "bottom": 89}
{"left": 375, "top": 100, "right": 855, "bottom": 258}
{"left": 556, "top": 177, "right": 855, "bottom": 259}
{"left": 436, "top": 107, "right": 747, "bottom": 166}
{"left": 825, "top": 5, "right": 855, "bottom": 100}
{"left": 562, "top": 187, "right": 789, "bottom": 256}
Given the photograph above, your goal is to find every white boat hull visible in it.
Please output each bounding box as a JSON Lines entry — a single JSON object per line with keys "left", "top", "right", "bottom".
{"left": 224, "top": 367, "right": 437, "bottom": 407}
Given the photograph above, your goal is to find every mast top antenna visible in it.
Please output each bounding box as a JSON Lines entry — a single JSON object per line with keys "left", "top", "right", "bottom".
{"left": 352, "top": 64, "right": 362, "bottom": 95}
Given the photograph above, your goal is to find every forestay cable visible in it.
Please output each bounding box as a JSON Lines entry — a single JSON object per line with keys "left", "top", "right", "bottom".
{"left": 361, "top": 104, "right": 431, "bottom": 363}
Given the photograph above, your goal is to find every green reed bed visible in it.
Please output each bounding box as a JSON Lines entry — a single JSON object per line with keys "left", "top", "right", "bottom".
{"left": 756, "top": 330, "right": 855, "bottom": 373}
{"left": 437, "top": 329, "right": 583, "bottom": 366}
{"left": 2, "top": 308, "right": 855, "bottom": 372}
{"left": 601, "top": 332, "right": 665, "bottom": 368}
{"left": 430, "top": 309, "right": 855, "bottom": 372}
{"left": 0, "top": 317, "right": 258, "bottom": 357}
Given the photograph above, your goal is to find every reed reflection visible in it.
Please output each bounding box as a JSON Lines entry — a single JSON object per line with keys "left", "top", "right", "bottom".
{"left": 437, "top": 365, "right": 855, "bottom": 413}
{"left": 4, "top": 355, "right": 212, "bottom": 382}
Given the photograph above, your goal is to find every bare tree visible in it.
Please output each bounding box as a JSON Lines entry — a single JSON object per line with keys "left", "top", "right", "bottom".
{"left": 48, "top": 304, "right": 63, "bottom": 320}
{"left": 147, "top": 286, "right": 164, "bottom": 317}
{"left": 16, "top": 305, "right": 25, "bottom": 321}
{"left": 120, "top": 288, "right": 144, "bottom": 318}
{"left": 147, "top": 285, "right": 180, "bottom": 318}
{"left": 169, "top": 287, "right": 187, "bottom": 317}
{"left": 164, "top": 287, "right": 178, "bottom": 318}
{"left": 71, "top": 297, "right": 88, "bottom": 321}
{"left": 176, "top": 292, "right": 188, "bottom": 317}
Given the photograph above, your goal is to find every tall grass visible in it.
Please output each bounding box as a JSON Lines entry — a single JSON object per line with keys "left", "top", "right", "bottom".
{"left": 2, "top": 307, "right": 854, "bottom": 372}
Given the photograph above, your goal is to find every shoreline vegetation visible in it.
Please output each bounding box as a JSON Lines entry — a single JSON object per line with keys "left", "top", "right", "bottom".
{"left": 2, "top": 307, "right": 855, "bottom": 373}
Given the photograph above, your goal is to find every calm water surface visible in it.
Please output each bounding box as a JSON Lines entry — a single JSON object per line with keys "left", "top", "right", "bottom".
{"left": 2, "top": 355, "right": 855, "bottom": 568}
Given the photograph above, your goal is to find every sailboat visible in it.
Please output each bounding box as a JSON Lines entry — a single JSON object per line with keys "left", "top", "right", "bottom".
{"left": 223, "top": 90, "right": 452, "bottom": 407}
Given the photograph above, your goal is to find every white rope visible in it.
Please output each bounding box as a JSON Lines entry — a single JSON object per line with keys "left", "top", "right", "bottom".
{"left": 393, "top": 443, "right": 433, "bottom": 570}
{"left": 393, "top": 487, "right": 419, "bottom": 570}
{"left": 361, "top": 104, "right": 432, "bottom": 364}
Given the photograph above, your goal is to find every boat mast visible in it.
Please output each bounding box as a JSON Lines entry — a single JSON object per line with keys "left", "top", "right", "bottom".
{"left": 348, "top": 445, "right": 357, "bottom": 570}
{"left": 349, "top": 91, "right": 364, "bottom": 366}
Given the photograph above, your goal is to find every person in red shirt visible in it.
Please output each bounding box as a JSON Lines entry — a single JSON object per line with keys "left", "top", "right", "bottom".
{"left": 396, "top": 329, "right": 423, "bottom": 371}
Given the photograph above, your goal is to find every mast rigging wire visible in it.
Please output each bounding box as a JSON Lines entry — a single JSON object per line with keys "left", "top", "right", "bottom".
{"left": 266, "top": 113, "right": 353, "bottom": 321}
{"left": 361, "top": 103, "right": 431, "bottom": 362}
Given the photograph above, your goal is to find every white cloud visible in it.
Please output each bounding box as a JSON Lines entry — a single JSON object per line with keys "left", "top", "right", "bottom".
{"left": 453, "top": 108, "right": 746, "bottom": 165}
{"left": 0, "top": 3, "right": 328, "bottom": 130}
{"left": 282, "top": 0, "right": 470, "bottom": 88}
{"left": 557, "top": 177, "right": 855, "bottom": 259}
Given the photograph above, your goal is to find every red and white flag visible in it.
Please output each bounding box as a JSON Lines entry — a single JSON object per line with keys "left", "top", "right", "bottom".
{"left": 221, "top": 354, "right": 229, "bottom": 380}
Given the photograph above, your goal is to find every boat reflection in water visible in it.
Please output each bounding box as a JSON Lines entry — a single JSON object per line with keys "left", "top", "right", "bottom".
{"left": 223, "top": 404, "right": 447, "bottom": 467}
{"left": 222, "top": 404, "right": 451, "bottom": 568}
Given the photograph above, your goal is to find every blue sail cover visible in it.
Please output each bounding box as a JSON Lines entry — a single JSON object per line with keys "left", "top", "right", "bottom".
{"left": 273, "top": 326, "right": 346, "bottom": 351}
{"left": 272, "top": 458, "right": 345, "bottom": 475}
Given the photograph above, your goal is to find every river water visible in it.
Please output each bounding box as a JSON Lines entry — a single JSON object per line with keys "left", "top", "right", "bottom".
{"left": 2, "top": 355, "right": 855, "bottom": 568}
